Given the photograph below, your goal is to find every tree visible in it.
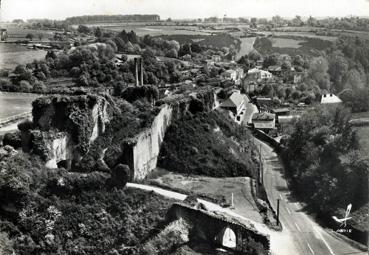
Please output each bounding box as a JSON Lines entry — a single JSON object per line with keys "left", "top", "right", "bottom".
{"left": 25, "top": 33, "right": 34, "bottom": 41}
{"left": 263, "top": 54, "right": 279, "bottom": 68}
{"left": 328, "top": 52, "right": 349, "bottom": 92}
{"left": 94, "top": 27, "right": 102, "bottom": 38}
{"left": 344, "top": 69, "right": 364, "bottom": 91}
{"left": 165, "top": 48, "right": 178, "bottom": 58}
{"left": 18, "top": 80, "right": 32, "bottom": 92}
{"left": 308, "top": 57, "right": 330, "bottom": 90}
{"left": 248, "top": 50, "right": 261, "bottom": 62}
{"left": 77, "top": 25, "right": 91, "bottom": 34}
{"left": 111, "top": 164, "right": 130, "bottom": 188}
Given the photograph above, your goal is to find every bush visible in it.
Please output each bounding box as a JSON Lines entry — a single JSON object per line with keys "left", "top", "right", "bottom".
{"left": 2, "top": 132, "right": 22, "bottom": 149}
{"left": 111, "top": 164, "right": 130, "bottom": 187}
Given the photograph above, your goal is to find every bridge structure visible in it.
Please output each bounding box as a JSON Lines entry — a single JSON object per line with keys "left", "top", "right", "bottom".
{"left": 166, "top": 203, "right": 270, "bottom": 254}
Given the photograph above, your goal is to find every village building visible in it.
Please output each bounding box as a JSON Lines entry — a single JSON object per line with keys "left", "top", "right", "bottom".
{"left": 321, "top": 93, "right": 342, "bottom": 104}
{"left": 212, "top": 55, "right": 221, "bottom": 62}
{"left": 220, "top": 91, "right": 246, "bottom": 122}
{"left": 252, "top": 112, "right": 276, "bottom": 131}
{"left": 247, "top": 68, "right": 273, "bottom": 81}
{"left": 256, "top": 97, "right": 273, "bottom": 110}
{"left": 271, "top": 108, "right": 290, "bottom": 116}
{"left": 268, "top": 65, "right": 282, "bottom": 76}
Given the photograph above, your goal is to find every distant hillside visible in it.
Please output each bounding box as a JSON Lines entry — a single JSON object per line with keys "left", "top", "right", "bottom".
{"left": 65, "top": 14, "right": 160, "bottom": 24}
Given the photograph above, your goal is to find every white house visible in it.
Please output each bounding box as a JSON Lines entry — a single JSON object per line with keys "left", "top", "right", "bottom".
{"left": 247, "top": 68, "right": 273, "bottom": 81}
{"left": 321, "top": 93, "right": 342, "bottom": 104}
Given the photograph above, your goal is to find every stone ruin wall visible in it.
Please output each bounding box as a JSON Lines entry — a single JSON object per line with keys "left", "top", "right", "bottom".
{"left": 125, "top": 88, "right": 220, "bottom": 180}
{"left": 23, "top": 94, "right": 110, "bottom": 169}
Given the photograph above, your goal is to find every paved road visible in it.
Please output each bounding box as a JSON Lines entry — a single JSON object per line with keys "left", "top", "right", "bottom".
{"left": 255, "top": 138, "right": 367, "bottom": 255}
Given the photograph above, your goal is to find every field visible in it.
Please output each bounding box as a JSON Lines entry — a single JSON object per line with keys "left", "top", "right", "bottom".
{"left": 272, "top": 37, "right": 306, "bottom": 48}
{"left": 3, "top": 24, "right": 57, "bottom": 42}
{"left": 0, "top": 43, "right": 47, "bottom": 70}
{"left": 254, "top": 35, "right": 333, "bottom": 56}
{"left": 102, "top": 24, "right": 214, "bottom": 36}
{"left": 0, "top": 92, "right": 40, "bottom": 120}
{"left": 236, "top": 37, "right": 256, "bottom": 59}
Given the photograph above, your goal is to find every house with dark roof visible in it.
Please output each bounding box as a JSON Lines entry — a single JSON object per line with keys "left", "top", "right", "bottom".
{"left": 252, "top": 112, "right": 276, "bottom": 130}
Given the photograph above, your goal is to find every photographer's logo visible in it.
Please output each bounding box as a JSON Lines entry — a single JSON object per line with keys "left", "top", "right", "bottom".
{"left": 332, "top": 204, "right": 352, "bottom": 227}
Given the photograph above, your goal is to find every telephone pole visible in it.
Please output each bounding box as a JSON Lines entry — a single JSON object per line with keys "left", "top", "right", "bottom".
{"left": 277, "top": 199, "right": 280, "bottom": 226}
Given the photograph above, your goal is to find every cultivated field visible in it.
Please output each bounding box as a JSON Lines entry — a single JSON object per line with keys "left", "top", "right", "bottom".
{"left": 0, "top": 43, "right": 47, "bottom": 70}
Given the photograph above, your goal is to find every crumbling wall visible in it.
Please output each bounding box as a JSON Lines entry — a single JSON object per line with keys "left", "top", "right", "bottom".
{"left": 122, "top": 88, "right": 218, "bottom": 180}
{"left": 122, "top": 104, "right": 173, "bottom": 180}
{"left": 25, "top": 94, "right": 110, "bottom": 169}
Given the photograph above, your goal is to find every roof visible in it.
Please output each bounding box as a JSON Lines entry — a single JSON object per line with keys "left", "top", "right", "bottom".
{"left": 252, "top": 112, "right": 276, "bottom": 121}
{"left": 272, "top": 108, "right": 290, "bottom": 114}
{"left": 321, "top": 93, "right": 342, "bottom": 104}
{"left": 256, "top": 97, "right": 273, "bottom": 106}
{"left": 253, "top": 113, "right": 276, "bottom": 129}
{"left": 220, "top": 92, "right": 245, "bottom": 109}
{"left": 268, "top": 65, "right": 282, "bottom": 72}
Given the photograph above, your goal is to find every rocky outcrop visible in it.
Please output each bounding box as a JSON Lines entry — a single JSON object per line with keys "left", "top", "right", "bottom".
{"left": 23, "top": 94, "right": 111, "bottom": 169}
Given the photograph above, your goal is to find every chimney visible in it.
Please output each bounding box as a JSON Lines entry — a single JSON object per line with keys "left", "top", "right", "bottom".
{"left": 134, "top": 58, "right": 139, "bottom": 87}
{"left": 140, "top": 58, "right": 144, "bottom": 86}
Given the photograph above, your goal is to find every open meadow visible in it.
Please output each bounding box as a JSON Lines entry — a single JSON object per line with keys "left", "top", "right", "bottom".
{"left": 0, "top": 43, "right": 47, "bottom": 70}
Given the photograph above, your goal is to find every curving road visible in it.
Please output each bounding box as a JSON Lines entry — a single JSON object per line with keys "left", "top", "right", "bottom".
{"left": 255, "top": 138, "right": 367, "bottom": 255}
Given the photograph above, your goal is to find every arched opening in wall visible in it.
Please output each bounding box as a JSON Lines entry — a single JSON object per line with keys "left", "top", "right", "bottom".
{"left": 57, "top": 160, "right": 70, "bottom": 169}
{"left": 221, "top": 227, "right": 236, "bottom": 249}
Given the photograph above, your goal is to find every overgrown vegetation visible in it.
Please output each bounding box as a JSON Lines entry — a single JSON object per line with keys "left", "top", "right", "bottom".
{"left": 0, "top": 150, "right": 175, "bottom": 255}
{"left": 158, "top": 110, "right": 258, "bottom": 177}
{"left": 281, "top": 106, "right": 368, "bottom": 226}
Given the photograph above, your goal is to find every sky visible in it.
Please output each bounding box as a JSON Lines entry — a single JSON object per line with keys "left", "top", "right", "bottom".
{"left": 1, "top": 0, "right": 369, "bottom": 21}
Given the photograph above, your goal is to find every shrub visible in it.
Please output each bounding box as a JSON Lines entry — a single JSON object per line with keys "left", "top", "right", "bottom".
{"left": 2, "top": 132, "right": 22, "bottom": 149}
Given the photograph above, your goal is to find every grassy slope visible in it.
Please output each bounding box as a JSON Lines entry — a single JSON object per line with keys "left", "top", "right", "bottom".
{"left": 158, "top": 109, "right": 258, "bottom": 178}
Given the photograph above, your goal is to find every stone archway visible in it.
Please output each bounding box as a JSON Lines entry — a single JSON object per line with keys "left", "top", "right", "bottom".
{"left": 221, "top": 227, "right": 236, "bottom": 248}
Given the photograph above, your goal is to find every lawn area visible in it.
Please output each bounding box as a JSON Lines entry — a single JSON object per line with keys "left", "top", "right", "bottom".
{"left": 149, "top": 170, "right": 264, "bottom": 224}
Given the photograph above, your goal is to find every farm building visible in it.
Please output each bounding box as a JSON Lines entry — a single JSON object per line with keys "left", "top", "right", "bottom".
{"left": 252, "top": 112, "right": 276, "bottom": 131}
{"left": 321, "top": 93, "right": 342, "bottom": 104}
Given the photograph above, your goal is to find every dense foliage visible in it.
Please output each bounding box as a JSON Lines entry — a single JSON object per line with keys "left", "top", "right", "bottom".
{"left": 158, "top": 110, "right": 258, "bottom": 177}
{"left": 281, "top": 106, "right": 368, "bottom": 219}
{"left": 0, "top": 151, "right": 174, "bottom": 255}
